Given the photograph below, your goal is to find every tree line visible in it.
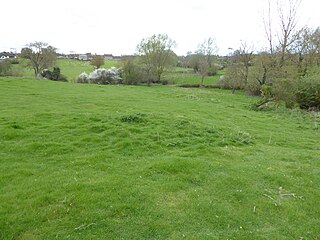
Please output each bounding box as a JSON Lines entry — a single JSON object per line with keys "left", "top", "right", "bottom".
{"left": 220, "top": 0, "right": 320, "bottom": 110}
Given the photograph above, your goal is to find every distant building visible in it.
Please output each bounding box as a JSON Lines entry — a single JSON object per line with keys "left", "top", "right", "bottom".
{"left": 0, "top": 52, "right": 16, "bottom": 60}
{"left": 78, "top": 54, "right": 88, "bottom": 61}
{"left": 104, "top": 54, "right": 114, "bottom": 60}
{"left": 86, "top": 53, "right": 93, "bottom": 60}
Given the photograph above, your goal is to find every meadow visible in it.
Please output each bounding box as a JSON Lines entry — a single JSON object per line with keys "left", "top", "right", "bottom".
{"left": 0, "top": 70, "right": 320, "bottom": 239}
{"left": 11, "top": 58, "right": 221, "bottom": 85}
{"left": 11, "top": 59, "right": 120, "bottom": 81}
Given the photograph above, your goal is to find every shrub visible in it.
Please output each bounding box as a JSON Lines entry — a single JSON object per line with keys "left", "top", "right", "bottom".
{"left": 9, "top": 58, "right": 19, "bottom": 64}
{"left": 77, "top": 72, "right": 90, "bottom": 83}
{"left": 90, "top": 55, "right": 105, "bottom": 69}
{"left": 272, "top": 78, "right": 298, "bottom": 108}
{"left": 41, "top": 67, "right": 68, "bottom": 82}
{"left": 120, "top": 113, "right": 146, "bottom": 123}
{"left": 296, "top": 71, "right": 320, "bottom": 110}
{"left": 0, "top": 60, "right": 12, "bottom": 76}
{"left": 207, "top": 65, "right": 218, "bottom": 76}
{"left": 77, "top": 68, "right": 122, "bottom": 84}
{"left": 121, "top": 58, "right": 146, "bottom": 84}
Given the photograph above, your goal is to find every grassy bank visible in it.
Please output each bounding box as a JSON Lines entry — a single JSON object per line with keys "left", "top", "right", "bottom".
{"left": 0, "top": 77, "right": 319, "bottom": 239}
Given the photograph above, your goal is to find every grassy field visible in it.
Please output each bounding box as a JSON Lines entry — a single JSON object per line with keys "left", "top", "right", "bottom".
{"left": 11, "top": 59, "right": 221, "bottom": 85}
{"left": 11, "top": 59, "right": 120, "bottom": 81}
{"left": 163, "top": 68, "right": 223, "bottom": 85}
{"left": 0, "top": 77, "right": 320, "bottom": 239}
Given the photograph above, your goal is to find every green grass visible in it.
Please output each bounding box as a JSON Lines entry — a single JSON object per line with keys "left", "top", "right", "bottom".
{"left": 163, "top": 68, "right": 224, "bottom": 85}
{"left": 10, "top": 59, "right": 120, "bottom": 82}
{"left": 11, "top": 59, "right": 222, "bottom": 85}
{"left": 56, "top": 59, "right": 120, "bottom": 81}
{"left": 0, "top": 77, "right": 320, "bottom": 239}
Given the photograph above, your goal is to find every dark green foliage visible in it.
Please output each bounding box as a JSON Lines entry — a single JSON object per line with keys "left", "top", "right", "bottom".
{"left": 121, "top": 57, "right": 147, "bottom": 84}
{"left": 41, "top": 67, "right": 67, "bottom": 82}
{"left": 120, "top": 113, "right": 146, "bottom": 123}
{"left": 0, "top": 60, "right": 11, "bottom": 76}
{"left": 8, "top": 58, "right": 19, "bottom": 64}
{"left": 207, "top": 65, "right": 218, "bottom": 76}
{"left": 296, "top": 72, "right": 320, "bottom": 110}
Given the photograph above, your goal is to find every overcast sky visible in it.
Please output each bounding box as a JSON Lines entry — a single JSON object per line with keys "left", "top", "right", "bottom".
{"left": 1, "top": 0, "right": 319, "bottom": 55}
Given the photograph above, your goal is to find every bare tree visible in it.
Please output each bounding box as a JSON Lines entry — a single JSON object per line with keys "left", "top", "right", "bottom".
{"left": 262, "top": 0, "right": 302, "bottom": 65}
{"left": 277, "top": 0, "right": 302, "bottom": 65}
{"left": 234, "top": 41, "right": 254, "bottom": 85}
{"left": 263, "top": 0, "right": 274, "bottom": 54}
{"left": 195, "top": 37, "right": 218, "bottom": 83}
{"left": 20, "top": 42, "right": 57, "bottom": 77}
{"left": 196, "top": 37, "right": 218, "bottom": 67}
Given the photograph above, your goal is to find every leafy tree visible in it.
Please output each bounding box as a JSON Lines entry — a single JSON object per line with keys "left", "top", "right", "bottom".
{"left": 121, "top": 57, "right": 147, "bottom": 85}
{"left": 90, "top": 55, "right": 105, "bottom": 69}
{"left": 20, "top": 42, "right": 57, "bottom": 77}
{"left": 136, "top": 34, "right": 177, "bottom": 83}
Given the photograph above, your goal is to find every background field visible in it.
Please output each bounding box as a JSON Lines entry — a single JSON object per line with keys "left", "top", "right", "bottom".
{"left": 11, "top": 59, "right": 120, "bottom": 82}
{"left": 11, "top": 59, "right": 222, "bottom": 85}
{"left": 0, "top": 77, "right": 319, "bottom": 239}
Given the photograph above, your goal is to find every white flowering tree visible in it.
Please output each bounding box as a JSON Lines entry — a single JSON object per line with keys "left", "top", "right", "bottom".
{"left": 77, "top": 67, "right": 122, "bottom": 84}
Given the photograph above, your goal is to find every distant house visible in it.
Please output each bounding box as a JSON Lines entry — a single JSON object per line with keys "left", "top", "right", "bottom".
{"left": 86, "top": 53, "right": 93, "bottom": 60}
{"left": 78, "top": 54, "right": 88, "bottom": 61}
{"left": 0, "top": 52, "right": 16, "bottom": 60}
{"left": 113, "top": 55, "right": 122, "bottom": 61}
{"left": 104, "top": 54, "right": 114, "bottom": 60}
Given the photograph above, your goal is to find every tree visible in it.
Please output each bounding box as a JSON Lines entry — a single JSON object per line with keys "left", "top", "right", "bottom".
{"left": 196, "top": 37, "right": 218, "bottom": 67}
{"left": 198, "top": 58, "right": 209, "bottom": 84}
{"left": 290, "top": 26, "right": 320, "bottom": 74}
{"left": 136, "top": 34, "right": 177, "bottom": 83}
{"left": 277, "top": 0, "right": 302, "bottom": 66}
{"left": 20, "top": 42, "right": 57, "bottom": 77}
{"left": 90, "top": 55, "right": 105, "bottom": 69}
{"left": 232, "top": 41, "right": 254, "bottom": 86}
{"left": 195, "top": 37, "right": 218, "bottom": 83}
{"left": 262, "top": 0, "right": 301, "bottom": 65}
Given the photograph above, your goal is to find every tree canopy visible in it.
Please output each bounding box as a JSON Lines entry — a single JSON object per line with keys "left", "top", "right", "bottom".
{"left": 136, "top": 34, "right": 177, "bottom": 83}
{"left": 20, "top": 42, "right": 57, "bottom": 77}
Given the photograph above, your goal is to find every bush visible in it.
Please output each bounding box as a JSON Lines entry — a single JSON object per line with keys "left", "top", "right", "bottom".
{"left": 0, "top": 60, "right": 12, "bottom": 76}
{"left": 219, "top": 65, "right": 245, "bottom": 93}
{"left": 8, "top": 58, "right": 19, "bottom": 64}
{"left": 77, "top": 68, "right": 122, "bottom": 84}
{"left": 77, "top": 72, "right": 90, "bottom": 83}
{"left": 207, "top": 65, "right": 218, "bottom": 76}
{"left": 272, "top": 78, "right": 298, "bottom": 108}
{"left": 121, "top": 58, "right": 147, "bottom": 85}
{"left": 41, "top": 67, "right": 68, "bottom": 82}
{"left": 296, "top": 72, "right": 320, "bottom": 110}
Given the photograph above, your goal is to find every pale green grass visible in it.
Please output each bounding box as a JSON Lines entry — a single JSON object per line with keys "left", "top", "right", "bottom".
{"left": 163, "top": 69, "right": 224, "bottom": 85}
{"left": 10, "top": 59, "right": 120, "bottom": 82}
{"left": 0, "top": 77, "right": 319, "bottom": 239}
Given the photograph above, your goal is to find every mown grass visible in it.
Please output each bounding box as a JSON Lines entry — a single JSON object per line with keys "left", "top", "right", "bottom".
{"left": 0, "top": 77, "right": 319, "bottom": 239}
